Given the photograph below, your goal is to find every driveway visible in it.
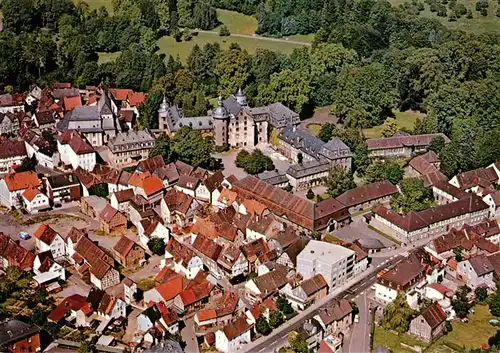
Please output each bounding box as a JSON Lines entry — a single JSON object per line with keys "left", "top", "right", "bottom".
{"left": 181, "top": 317, "right": 200, "bottom": 353}
{"left": 128, "top": 255, "right": 163, "bottom": 282}
{"left": 213, "top": 150, "right": 248, "bottom": 179}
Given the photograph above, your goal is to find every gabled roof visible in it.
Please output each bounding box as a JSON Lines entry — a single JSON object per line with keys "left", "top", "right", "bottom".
{"left": 155, "top": 276, "right": 185, "bottom": 302}
{"left": 128, "top": 92, "right": 146, "bottom": 106}
{"left": 63, "top": 96, "right": 82, "bottom": 111}
{"left": 192, "top": 234, "right": 222, "bottom": 261}
{"left": 163, "top": 188, "right": 194, "bottom": 215}
{"left": 367, "top": 133, "right": 450, "bottom": 150}
{"left": 22, "top": 187, "right": 43, "bottom": 202}
{"left": 138, "top": 155, "right": 165, "bottom": 173}
{"left": 251, "top": 266, "right": 288, "bottom": 294}
{"left": 74, "top": 235, "right": 114, "bottom": 279}
{"left": 419, "top": 302, "right": 447, "bottom": 329}
{"left": 222, "top": 316, "right": 251, "bottom": 340}
{"left": 2, "top": 171, "right": 40, "bottom": 191}
{"left": 48, "top": 294, "right": 87, "bottom": 323}
{"left": 467, "top": 254, "right": 494, "bottom": 276}
{"left": 336, "top": 180, "right": 398, "bottom": 208}
{"left": 113, "top": 236, "right": 139, "bottom": 258}
{"left": 317, "top": 299, "right": 352, "bottom": 325}
{"left": 112, "top": 189, "right": 135, "bottom": 203}
{"left": 378, "top": 254, "right": 425, "bottom": 288}
{"left": 33, "top": 224, "right": 59, "bottom": 245}
{"left": 204, "top": 171, "right": 224, "bottom": 193}
{"left": 300, "top": 274, "right": 328, "bottom": 296}
{"left": 99, "top": 204, "right": 124, "bottom": 223}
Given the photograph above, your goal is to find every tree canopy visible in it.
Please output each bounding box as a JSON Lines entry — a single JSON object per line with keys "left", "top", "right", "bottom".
{"left": 390, "top": 178, "right": 434, "bottom": 213}
{"left": 380, "top": 293, "right": 415, "bottom": 334}
{"left": 326, "top": 165, "right": 356, "bottom": 198}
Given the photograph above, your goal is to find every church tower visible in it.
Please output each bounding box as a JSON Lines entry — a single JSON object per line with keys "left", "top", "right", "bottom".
{"left": 158, "top": 95, "right": 169, "bottom": 130}
{"left": 212, "top": 96, "right": 229, "bottom": 147}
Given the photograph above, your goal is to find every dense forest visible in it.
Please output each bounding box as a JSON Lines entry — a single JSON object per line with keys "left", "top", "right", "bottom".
{"left": 1, "top": 0, "right": 500, "bottom": 177}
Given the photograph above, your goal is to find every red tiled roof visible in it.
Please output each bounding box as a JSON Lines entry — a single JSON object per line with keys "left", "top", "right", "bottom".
{"left": 336, "top": 180, "right": 398, "bottom": 208}
{"left": 223, "top": 316, "right": 251, "bottom": 340}
{"left": 0, "top": 233, "right": 35, "bottom": 270}
{"left": 420, "top": 302, "right": 447, "bottom": 329}
{"left": 0, "top": 139, "right": 27, "bottom": 160}
{"left": 58, "top": 131, "right": 94, "bottom": 155}
{"left": 2, "top": 171, "right": 40, "bottom": 191}
{"left": 63, "top": 96, "right": 82, "bottom": 112}
{"left": 241, "top": 238, "right": 270, "bottom": 263}
{"left": 192, "top": 234, "right": 222, "bottom": 261}
{"left": 99, "top": 204, "right": 124, "bottom": 224}
{"left": 179, "top": 280, "right": 213, "bottom": 306}
{"left": 128, "top": 92, "right": 146, "bottom": 106}
{"left": 163, "top": 188, "right": 194, "bottom": 215}
{"left": 455, "top": 167, "right": 499, "bottom": 190}
{"left": 318, "top": 299, "right": 353, "bottom": 325}
{"left": 113, "top": 236, "right": 136, "bottom": 257}
{"left": 74, "top": 235, "right": 114, "bottom": 279}
{"left": 233, "top": 176, "right": 315, "bottom": 229}
{"left": 196, "top": 309, "right": 217, "bottom": 322}
{"left": 142, "top": 175, "right": 164, "bottom": 196}
{"left": 22, "top": 187, "right": 42, "bottom": 202}
{"left": 155, "top": 276, "right": 185, "bottom": 302}
{"left": 112, "top": 189, "right": 135, "bottom": 203}
{"left": 48, "top": 294, "right": 87, "bottom": 323}
{"left": 378, "top": 254, "right": 425, "bottom": 288}
{"left": 138, "top": 155, "right": 165, "bottom": 174}
{"left": 374, "top": 194, "right": 488, "bottom": 232}
{"left": 110, "top": 89, "right": 133, "bottom": 102}
{"left": 33, "top": 224, "right": 59, "bottom": 244}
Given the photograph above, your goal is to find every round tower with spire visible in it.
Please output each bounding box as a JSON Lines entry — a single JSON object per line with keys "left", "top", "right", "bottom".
{"left": 212, "top": 96, "right": 229, "bottom": 147}
{"left": 235, "top": 87, "right": 248, "bottom": 106}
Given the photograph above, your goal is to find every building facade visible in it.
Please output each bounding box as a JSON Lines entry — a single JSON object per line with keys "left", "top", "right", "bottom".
{"left": 107, "top": 130, "right": 156, "bottom": 168}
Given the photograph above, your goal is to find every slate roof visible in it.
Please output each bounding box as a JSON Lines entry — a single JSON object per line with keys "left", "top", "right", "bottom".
{"left": 47, "top": 173, "right": 79, "bottom": 189}
{"left": 0, "top": 320, "right": 39, "bottom": 348}
{"left": 286, "top": 160, "right": 331, "bottom": 179}
{"left": 367, "top": 133, "right": 450, "bottom": 150}
{"left": 257, "top": 170, "right": 289, "bottom": 186}
{"left": 336, "top": 180, "right": 398, "bottom": 208}
{"left": 108, "top": 130, "right": 155, "bottom": 150}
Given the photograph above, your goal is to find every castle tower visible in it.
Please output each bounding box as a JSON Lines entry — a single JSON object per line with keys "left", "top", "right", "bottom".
{"left": 212, "top": 96, "right": 229, "bottom": 147}
{"left": 158, "top": 95, "right": 169, "bottom": 130}
{"left": 235, "top": 87, "right": 248, "bottom": 106}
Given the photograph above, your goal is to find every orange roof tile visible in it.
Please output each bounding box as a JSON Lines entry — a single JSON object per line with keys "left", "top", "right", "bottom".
{"left": 3, "top": 171, "right": 40, "bottom": 191}
{"left": 63, "top": 96, "right": 82, "bottom": 111}
{"left": 155, "top": 276, "right": 184, "bottom": 301}
{"left": 142, "top": 175, "right": 163, "bottom": 196}
{"left": 22, "top": 187, "right": 42, "bottom": 202}
{"left": 111, "top": 89, "right": 133, "bottom": 102}
{"left": 128, "top": 92, "right": 146, "bottom": 106}
{"left": 196, "top": 309, "right": 217, "bottom": 322}
{"left": 33, "top": 224, "right": 59, "bottom": 244}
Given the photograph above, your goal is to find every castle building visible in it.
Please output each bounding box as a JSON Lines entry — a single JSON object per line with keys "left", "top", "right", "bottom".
{"left": 212, "top": 88, "right": 300, "bottom": 148}
{"left": 158, "top": 97, "right": 212, "bottom": 134}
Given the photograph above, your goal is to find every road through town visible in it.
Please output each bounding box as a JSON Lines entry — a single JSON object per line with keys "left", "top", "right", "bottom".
{"left": 242, "top": 254, "right": 405, "bottom": 353}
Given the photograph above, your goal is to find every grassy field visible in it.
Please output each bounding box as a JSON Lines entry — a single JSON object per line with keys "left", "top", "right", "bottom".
{"left": 157, "top": 32, "right": 306, "bottom": 62}
{"left": 362, "top": 110, "right": 421, "bottom": 139}
{"left": 373, "top": 327, "right": 427, "bottom": 353}
{"left": 392, "top": 0, "right": 500, "bottom": 34}
{"left": 215, "top": 9, "right": 258, "bottom": 35}
{"left": 77, "top": 0, "right": 113, "bottom": 13}
{"left": 374, "top": 305, "right": 498, "bottom": 353}
{"left": 307, "top": 123, "right": 322, "bottom": 136}
{"left": 97, "top": 51, "right": 121, "bottom": 65}
{"left": 434, "top": 304, "right": 497, "bottom": 349}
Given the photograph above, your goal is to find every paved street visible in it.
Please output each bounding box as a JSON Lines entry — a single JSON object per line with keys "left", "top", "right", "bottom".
{"left": 346, "top": 291, "right": 371, "bottom": 353}
{"left": 333, "top": 217, "right": 398, "bottom": 248}
{"left": 243, "top": 254, "right": 404, "bottom": 353}
{"left": 181, "top": 317, "right": 200, "bottom": 353}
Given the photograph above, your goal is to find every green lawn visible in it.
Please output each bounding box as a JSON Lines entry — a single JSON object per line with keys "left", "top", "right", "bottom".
{"left": 77, "top": 0, "right": 113, "bottom": 13}
{"left": 157, "top": 32, "right": 307, "bottom": 62}
{"left": 373, "top": 327, "right": 427, "bottom": 353}
{"left": 215, "top": 9, "right": 257, "bottom": 35}
{"left": 375, "top": 305, "right": 498, "bottom": 353}
{"left": 97, "top": 51, "right": 121, "bottom": 65}
{"left": 307, "top": 123, "right": 322, "bottom": 136}
{"left": 391, "top": 0, "right": 500, "bottom": 34}
{"left": 435, "top": 304, "right": 497, "bottom": 349}
{"left": 362, "top": 110, "right": 421, "bottom": 139}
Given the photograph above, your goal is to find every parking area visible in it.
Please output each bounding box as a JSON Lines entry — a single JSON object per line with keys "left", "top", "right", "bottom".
{"left": 332, "top": 217, "right": 399, "bottom": 248}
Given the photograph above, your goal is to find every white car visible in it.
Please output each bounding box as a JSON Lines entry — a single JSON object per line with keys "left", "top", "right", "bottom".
{"left": 354, "top": 314, "right": 360, "bottom": 323}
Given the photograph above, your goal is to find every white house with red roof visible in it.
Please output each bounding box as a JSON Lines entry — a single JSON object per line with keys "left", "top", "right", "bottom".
{"left": 33, "top": 251, "right": 65, "bottom": 281}
{"left": 215, "top": 316, "right": 252, "bottom": 353}
{"left": 33, "top": 224, "right": 66, "bottom": 259}
{"left": 0, "top": 171, "right": 41, "bottom": 208}
{"left": 57, "top": 130, "right": 96, "bottom": 171}
{"left": 21, "top": 187, "right": 49, "bottom": 213}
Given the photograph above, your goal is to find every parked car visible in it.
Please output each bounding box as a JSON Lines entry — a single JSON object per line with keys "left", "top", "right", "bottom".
{"left": 19, "top": 232, "right": 31, "bottom": 240}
